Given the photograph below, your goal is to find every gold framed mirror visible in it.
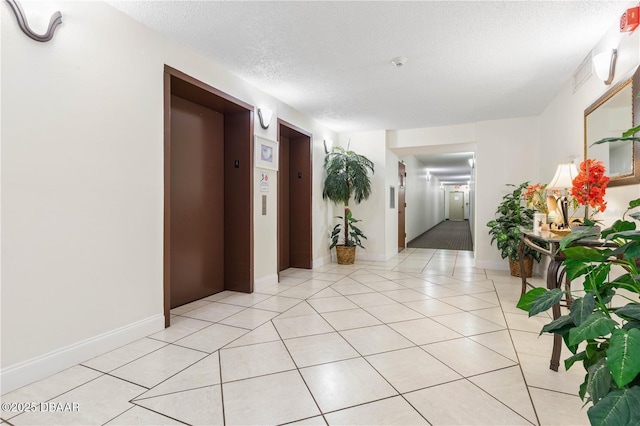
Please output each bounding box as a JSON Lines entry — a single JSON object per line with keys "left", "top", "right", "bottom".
{"left": 584, "top": 66, "right": 640, "bottom": 187}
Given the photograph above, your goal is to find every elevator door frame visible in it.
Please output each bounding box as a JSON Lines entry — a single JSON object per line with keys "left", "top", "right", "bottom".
{"left": 163, "top": 65, "right": 254, "bottom": 327}
{"left": 277, "top": 119, "right": 313, "bottom": 275}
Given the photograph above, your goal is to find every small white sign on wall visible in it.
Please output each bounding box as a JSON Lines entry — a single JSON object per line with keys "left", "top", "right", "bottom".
{"left": 260, "top": 172, "right": 269, "bottom": 192}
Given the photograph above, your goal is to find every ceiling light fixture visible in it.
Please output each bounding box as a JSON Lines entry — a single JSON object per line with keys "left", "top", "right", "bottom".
{"left": 391, "top": 56, "right": 408, "bottom": 67}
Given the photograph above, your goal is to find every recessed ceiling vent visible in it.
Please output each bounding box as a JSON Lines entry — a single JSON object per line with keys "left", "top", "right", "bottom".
{"left": 572, "top": 53, "right": 593, "bottom": 93}
{"left": 391, "top": 56, "right": 408, "bottom": 67}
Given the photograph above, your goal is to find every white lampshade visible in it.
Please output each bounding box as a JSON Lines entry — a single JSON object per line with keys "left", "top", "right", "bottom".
{"left": 548, "top": 163, "right": 579, "bottom": 190}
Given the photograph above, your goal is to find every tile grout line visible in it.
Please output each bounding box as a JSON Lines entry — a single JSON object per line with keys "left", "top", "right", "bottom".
{"left": 491, "top": 276, "right": 543, "bottom": 426}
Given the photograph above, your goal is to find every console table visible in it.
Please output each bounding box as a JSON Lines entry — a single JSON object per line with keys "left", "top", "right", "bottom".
{"left": 517, "top": 228, "right": 607, "bottom": 371}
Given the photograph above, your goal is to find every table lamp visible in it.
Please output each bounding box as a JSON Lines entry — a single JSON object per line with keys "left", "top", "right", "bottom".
{"left": 547, "top": 163, "right": 579, "bottom": 229}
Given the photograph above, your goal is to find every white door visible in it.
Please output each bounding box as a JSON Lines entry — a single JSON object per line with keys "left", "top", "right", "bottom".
{"left": 449, "top": 191, "right": 464, "bottom": 221}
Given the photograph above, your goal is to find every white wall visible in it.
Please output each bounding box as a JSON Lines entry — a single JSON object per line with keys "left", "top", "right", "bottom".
{"left": 1, "top": 1, "right": 336, "bottom": 393}
{"left": 387, "top": 123, "right": 476, "bottom": 150}
{"left": 474, "top": 116, "right": 541, "bottom": 270}
{"left": 399, "top": 156, "right": 445, "bottom": 242}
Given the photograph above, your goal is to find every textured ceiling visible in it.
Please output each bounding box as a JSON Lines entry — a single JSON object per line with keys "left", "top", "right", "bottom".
{"left": 108, "top": 0, "right": 629, "bottom": 183}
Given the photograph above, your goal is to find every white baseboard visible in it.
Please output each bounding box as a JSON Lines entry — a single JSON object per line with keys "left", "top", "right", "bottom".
{"left": 312, "top": 255, "right": 332, "bottom": 268}
{"left": 254, "top": 274, "right": 278, "bottom": 291}
{"left": 1, "top": 314, "right": 164, "bottom": 394}
{"left": 355, "top": 252, "right": 387, "bottom": 262}
{"left": 474, "top": 260, "right": 509, "bottom": 271}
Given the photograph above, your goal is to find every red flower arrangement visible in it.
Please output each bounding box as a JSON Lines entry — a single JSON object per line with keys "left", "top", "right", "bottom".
{"left": 571, "top": 159, "right": 610, "bottom": 219}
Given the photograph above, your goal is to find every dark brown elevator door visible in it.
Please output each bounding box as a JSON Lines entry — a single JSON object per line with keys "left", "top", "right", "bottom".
{"left": 278, "top": 136, "right": 291, "bottom": 271}
{"left": 278, "top": 125, "right": 312, "bottom": 272}
{"left": 170, "top": 95, "right": 225, "bottom": 307}
{"left": 288, "top": 136, "right": 312, "bottom": 268}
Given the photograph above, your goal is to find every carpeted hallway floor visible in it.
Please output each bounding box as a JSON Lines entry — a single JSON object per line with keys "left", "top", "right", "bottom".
{"left": 408, "top": 220, "right": 473, "bottom": 251}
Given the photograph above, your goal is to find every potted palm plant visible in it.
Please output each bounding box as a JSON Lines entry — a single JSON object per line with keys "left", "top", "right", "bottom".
{"left": 322, "top": 144, "right": 374, "bottom": 264}
{"left": 486, "top": 182, "right": 543, "bottom": 277}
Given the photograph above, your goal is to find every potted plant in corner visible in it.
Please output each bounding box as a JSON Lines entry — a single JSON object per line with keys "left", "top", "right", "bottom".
{"left": 322, "top": 144, "right": 374, "bottom": 264}
{"left": 517, "top": 198, "right": 640, "bottom": 425}
{"left": 486, "top": 182, "right": 543, "bottom": 277}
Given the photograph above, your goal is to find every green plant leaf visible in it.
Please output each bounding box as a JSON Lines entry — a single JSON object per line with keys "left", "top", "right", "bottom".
{"left": 602, "top": 219, "right": 636, "bottom": 239}
{"left": 562, "top": 246, "right": 608, "bottom": 262}
{"left": 516, "top": 287, "right": 547, "bottom": 312}
{"left": 592, "top": 135, "right": 640, "bottom": 145}
{"left": 615, "top": 303, "right": 640, "bottom": 322}
{"left": 586, "top": 358, "right": 612, "bottom": 404}
{"left": 607, "top": 328, "right": 640, "bottom": 388}
{"left": 570, "top": 293, "right": 595, "bottom": 326}
{"left": 529, "top": 288, "right": 563, "bottom": 317}
{"left": 622, "top": 126, "right": 640, "bottom": 137}
{"left": 541, "top": 314, "right": 574, "bottom": 335}
{"left": 623, "top": 320, "right": 640, "bottom": 331}
{"left": 621, "top": 244, "right": 640, "bottom": 260}
{"left": 568, "top": 312, "right": 617, "bottom": 346}
{"left": 606, "top": 230, "right": 640, "bottom": 241}
{"left": 579, "top": 374, "right": 589, "bottom": 401}
{"left": 628, "top": 198, "right": 640, "bottom": 209}
{"left": 587, "top": 387, "right": 640, "bottom": 426}
{"left": 586, "top": 340, "right": 600, "bottom": 359}
{"left": 583, "top": 263, "right": 612, "bottom": 293}
{"left": 564, "top": 259, "right": 596, "bottom": 281}
{"left": 565, "top": 351, "right": 587, "bottom": 370}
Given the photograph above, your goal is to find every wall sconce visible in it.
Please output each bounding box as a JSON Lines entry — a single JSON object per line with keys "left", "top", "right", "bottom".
{"left": 547, "top": 162, "right": 579, "bottom": 228}
{"left": 257, "top": 107, "right": 273, "bottom": 129}
{"left": 427, "top": 172, "right": 431, "bottom": 181}
{"left": 468, "top": 158, "right": 474, "bottom": 168}
{"left": 6, "top": 0, "right": 62, "bottom": 42}
{"left": 593, "top": 48, "right": 618, "bottom": 85}
{"left": 323, "top": 139, "right": 333, "bottom": 154}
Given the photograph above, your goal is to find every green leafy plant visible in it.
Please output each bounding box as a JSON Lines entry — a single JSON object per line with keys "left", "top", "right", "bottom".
{"left": 487, "top": 182, "right": 543, "bottom": 262}
{"left": 322, "top": 145, "right": 374, "bottom": 248}
{"left": 330, "top": 208, "right": 366, "bottom": 249}
{"left": 518, "top": 198, "right": 640, "bottom": 425}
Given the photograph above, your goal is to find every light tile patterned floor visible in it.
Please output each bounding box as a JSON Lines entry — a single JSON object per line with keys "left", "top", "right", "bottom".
{"left": 1, "top": 249, "right": 590, "bottom": 425}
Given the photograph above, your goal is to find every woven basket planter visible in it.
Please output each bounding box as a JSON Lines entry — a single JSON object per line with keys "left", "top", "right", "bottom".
{"left": 336, "top": 245, "right": 356, "bottom": 265}
{"left": 509, "top": 257, "right": 533, "bottom": 278}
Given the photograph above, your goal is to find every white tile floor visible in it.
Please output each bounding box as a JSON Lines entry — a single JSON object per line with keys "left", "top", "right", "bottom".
{"left": 1, "top": 248, "right": 591, "bottom": 425}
